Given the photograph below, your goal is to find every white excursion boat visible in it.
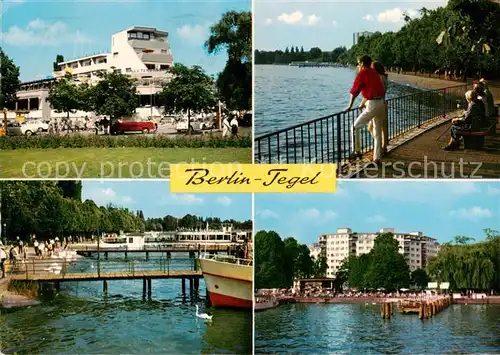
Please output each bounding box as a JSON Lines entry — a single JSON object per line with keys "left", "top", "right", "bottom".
{"left": 97, "top": 224, "right": 251, "bottom": 250}
{"left": 198, "top": 239, "right": 253, "bottom": 309}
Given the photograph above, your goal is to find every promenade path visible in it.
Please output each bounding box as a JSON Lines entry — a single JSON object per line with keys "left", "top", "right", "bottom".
{"left": 346, "top": 77, "right": 500, "bottom": 178}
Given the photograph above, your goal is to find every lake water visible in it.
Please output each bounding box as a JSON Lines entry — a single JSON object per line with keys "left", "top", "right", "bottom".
{"left": 0, "top": 254, "right": 252, "bottom": 354}
{"left": 254, "top": 65, "right": 424, "bottom": 137}
{"left": 255, "top": 303, "right": 500, "bottom": 353}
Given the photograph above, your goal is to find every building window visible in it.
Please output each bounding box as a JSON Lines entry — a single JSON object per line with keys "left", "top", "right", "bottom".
{"left": 130, "top": 32, "right": 137, "bottom": 39}
{"left": 144, "top": 33, "right": 150, "bottom": 40}
{"left": 126, "top": 68, "right": 132, "bottom": 72}
{"left": 161, "top": 49, "right": 168, "bottom": 54}
{"left": 160, "top": 65, "right": 169, "bottom": 70}
{"left": 113, "top": 52, "right": 118, "bottom": 58}
{"left": 137, "top": 32, "right": 144, "bottom": 39}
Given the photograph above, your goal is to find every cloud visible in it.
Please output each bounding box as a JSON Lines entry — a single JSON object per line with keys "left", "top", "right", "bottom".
{"left": 216, "top": 196, "right": 232, "bottom": 206}
{"left": 176, "top": 24, "right": 208, "bottom": 43}
{"left": 362, "top": 14, "right": 374, "bottom": 21}
{"left": 87, "top": 188, "right": 133, "bottom": 207}
{"left": 0, "top": 19, "right": 90, "bottom": 46}
{"left": 299, "top": 208, "right": 337, "bottom": 221}
{"left": 170, "top": 194, "right": 203, "bottom": 205}
{"left": 487, "top": 185, "right": 500, "bottom": 196}
{"left": 257, "top": 209, "right": 279, "bottom": 219}
{"left": 332, "top": 20, "right": 338, "bottom": 28}
{"left": 307, "top": 14, "right": 320, "bottom": 26}
{"left": 366, "top": 215, "right": 387, "bottom": 223}
{"left": 265, "top": 18, "right": 272, "bottom": 25}
{"left": 377, "top": 8, "right": 405, "bottom": 22}
{"left": 449, "top": 207, "right": 493, "bottom": 222}
{"left": 277, "top": 11, "right": 303, "bottom": 24}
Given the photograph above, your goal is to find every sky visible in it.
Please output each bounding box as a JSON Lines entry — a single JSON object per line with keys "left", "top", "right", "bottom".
{"left": 1, "top": 0, "right": 250, "bottom": 82}
{"left": 255, "top": 181, "right": 500, "bottom": 245}
{"left": 81, "top": 180, "right": 252, "bottom": 221}
{"left": 255, "top": 0, "right": 448, "bottom": 51}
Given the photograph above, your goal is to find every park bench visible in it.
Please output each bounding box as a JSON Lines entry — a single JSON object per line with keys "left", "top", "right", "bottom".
{"left": 458, "top": 119, "right": 497, "bottom": 150}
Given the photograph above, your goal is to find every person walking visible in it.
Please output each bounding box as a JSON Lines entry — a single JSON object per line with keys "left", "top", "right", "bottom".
{"left": 345, "top": 55, "right": 386, "bottom": 163}
{"left": 0, "top": 242, "right": 6, "bottom": 278}
{"left": 230, "top": 113, "right": 239, "bottom": 138}
{"left": 222, "top": 115, "right": 231, "bottom": 137}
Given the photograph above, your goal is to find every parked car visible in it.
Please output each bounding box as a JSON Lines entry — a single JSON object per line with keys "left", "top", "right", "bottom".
{"left": 175, "top": 114, "right": 216, "bottom": 132}
{"left": 7, "top": 120, "right": 49, "bottom": 136}
{"left": 110, "top": 119, "right": 156, "bottom": 135}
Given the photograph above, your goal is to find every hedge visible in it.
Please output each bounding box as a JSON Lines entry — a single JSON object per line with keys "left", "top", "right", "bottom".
{"left": 0, "top": 134, "right": 252, "bottom": 149}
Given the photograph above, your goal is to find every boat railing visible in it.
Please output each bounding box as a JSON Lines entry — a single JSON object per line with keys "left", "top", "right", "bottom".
{"left": 201, "top": 253, "right": 253, "bottom": 266}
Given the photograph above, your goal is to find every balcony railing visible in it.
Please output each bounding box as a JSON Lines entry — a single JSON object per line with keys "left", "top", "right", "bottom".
{"left": 254, "top": 84, "right": 468, "bottom": 167}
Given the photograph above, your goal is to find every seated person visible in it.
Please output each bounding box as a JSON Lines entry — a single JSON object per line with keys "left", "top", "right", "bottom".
{"left": 479, "top": 78, "right": 496, "bottom": 120}
{"left": 444, "top": 90, "right": 485, "bottom": 151}
{"left": 473, "top": 81, "right": 488, "bottom": 125}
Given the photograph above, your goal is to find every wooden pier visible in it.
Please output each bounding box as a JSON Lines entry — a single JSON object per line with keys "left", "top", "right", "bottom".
{"left": 381, "top": 295, "right": 453, "bottom": 319}
{"left": 5, "top": 258, "right": 203, "bottom": 299}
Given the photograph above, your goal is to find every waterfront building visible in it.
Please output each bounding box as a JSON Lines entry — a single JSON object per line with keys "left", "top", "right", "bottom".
{"left": 309, "top": 228, "right": 441, "bottom": 277}
{"left": 7, "top": 26, "right": 174, "bottom": 121}
{"left": 352, "top": 31, "right": 374, "bottom": 46}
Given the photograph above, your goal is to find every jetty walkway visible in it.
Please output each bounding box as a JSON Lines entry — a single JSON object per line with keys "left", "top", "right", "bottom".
{"left": 5, "top": 257, "right": 203, "bottom": 297}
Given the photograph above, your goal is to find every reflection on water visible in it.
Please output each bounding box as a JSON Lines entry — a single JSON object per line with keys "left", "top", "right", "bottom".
{"left": 255, "top": 65, "right": 423, "bottom": 136}
{"left": 0, "top": 254, "right": 252, "bottom": 354}
{"left": 255, "top": 303, "right": 500, "bottom": 353}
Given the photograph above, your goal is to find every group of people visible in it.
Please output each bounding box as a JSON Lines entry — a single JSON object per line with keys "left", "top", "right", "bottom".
{"left": 445, "top": 79, "right": 496, "bottom": 150}
{"left": 222, "top": 111, "right": 240, "bottom": 138}
{"left": 346, "top": 54, "right": 497, "bottom": 161}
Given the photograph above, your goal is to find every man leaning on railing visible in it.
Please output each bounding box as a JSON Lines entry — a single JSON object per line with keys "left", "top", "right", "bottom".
{"left": 345, "top": 55, "right": 386, "bottom": 164}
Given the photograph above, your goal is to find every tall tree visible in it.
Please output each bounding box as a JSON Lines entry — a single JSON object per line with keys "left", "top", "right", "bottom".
{"left": 47, "top": 74, "right": 88, "bottom": 121}
{"left": 255, "top": 230, "right": 287, "bottom": 289}
{"left": 411, "top": 268, "right": 430, "bottom": 289}
{"left": 0, "top": 49, "right": 21, "bottom": 112}
{"left": 206, "top": 11, "right": 251, "bottom": 110}
{"left": 57, "top": 181, "right": 82, "bottom": 200}
{"left": 88, "top": 69, "right": 138, "bottom": 120}
{"left": 160, "top": 64, "right": 216, "bottom": 134}
{"left": 52, "top": 54, "right": 65, "bottom": 72}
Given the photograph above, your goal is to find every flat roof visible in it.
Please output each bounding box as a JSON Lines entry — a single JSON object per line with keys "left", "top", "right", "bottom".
{"left": 126, "top": 26, "right": 168, "bottom": 36}
{"left": 60, "top": 53, "right": 110, "bottom": 65}
{"left": 20, "top": 78, "right": 57, "bottom": 86}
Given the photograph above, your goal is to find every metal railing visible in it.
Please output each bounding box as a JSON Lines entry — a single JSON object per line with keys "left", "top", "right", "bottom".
{"left": 254, "top": 84, "right": 468, "bottom": 165}
{"left": 5, "top": 257, "right": 200, "bottom": 280}
{"left": 73, "top": 243, "right": 235, "bottom": 252}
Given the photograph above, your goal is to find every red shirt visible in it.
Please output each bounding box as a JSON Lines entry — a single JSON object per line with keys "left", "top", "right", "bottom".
{"left": 350, "top": 67, "right": 385, "bottom": 99}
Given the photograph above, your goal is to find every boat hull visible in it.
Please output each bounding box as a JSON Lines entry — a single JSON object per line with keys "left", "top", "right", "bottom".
{"left": 199, "top": 258, "right": 253, "bottom": 309}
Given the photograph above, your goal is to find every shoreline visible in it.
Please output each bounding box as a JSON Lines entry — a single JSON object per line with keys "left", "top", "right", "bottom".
{"left": 255, "top": 296, "right": 500, "bottom": 311}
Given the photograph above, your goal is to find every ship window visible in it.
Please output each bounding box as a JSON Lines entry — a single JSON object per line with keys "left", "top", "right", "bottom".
{"left": 137, "top": 32, "right": 144, "bottom": 39}
{"left": 144, "top": 33, "right": 150, "bottom": 40}
{"left": 129, "top": 237, "right": 133, "bottom": 243}
{"left": 130, "top": 32, "right": 137, "bottom": 39}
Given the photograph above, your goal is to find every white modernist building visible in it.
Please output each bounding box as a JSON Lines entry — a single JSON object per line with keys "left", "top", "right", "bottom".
{"left": 8, "top": 26, "right": 174, "bottom": 121}
{"left": 309, "top": 243, "right": 322, "bottom": 260}
{"left": 312, "top": 228, "right": 440, "bottom": 277}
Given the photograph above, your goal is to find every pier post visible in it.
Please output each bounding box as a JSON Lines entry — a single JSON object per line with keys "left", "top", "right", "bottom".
{"left": 189, "top": 278, "right": 194, "bottom": 295}
{"left": 103, "top": 280, "right": 108, "bottom": 294}
{"left": 125, "top": 252, "right": 127, "bottom": 259}
{"left": 147, "top": 278, "right": 152, "bottom": 299}
{"left": 181, "top": 278, "right": 186, "bottom": 295}
{"left": 167, "top": 252, "right": 171, "bottom": 259}
{"left": 146, "top": 252, "right": 149, "bottom": 260}
{"left": 194, "top": 278, "right": 199, "bottom": 292}
{"left": 55, "top": 281, "right": 60, "bottom": 292}
{"left": 143, "top": 278, "right": 146, "bottom": 299}
{"left": 104, "top": 252, "right": 108, "bottom": 260}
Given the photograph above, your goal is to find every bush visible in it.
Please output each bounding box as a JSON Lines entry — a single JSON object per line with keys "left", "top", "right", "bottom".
{"left": 0, "top": 134, "right": 252, "bottom": 149}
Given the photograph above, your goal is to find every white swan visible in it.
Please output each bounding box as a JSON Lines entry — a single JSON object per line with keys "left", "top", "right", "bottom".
{"left": 195, "top": 305, "right": 213, "bottom": 320}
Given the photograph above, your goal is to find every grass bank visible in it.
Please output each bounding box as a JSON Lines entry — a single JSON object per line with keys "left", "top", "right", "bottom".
{"left": 0, "top": 147, "right": 252, "bottom": 178}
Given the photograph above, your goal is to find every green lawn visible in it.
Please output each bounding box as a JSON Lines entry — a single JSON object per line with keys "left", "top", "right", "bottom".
{"left": 0, "top": 147, "right": 252, "bottom": 178}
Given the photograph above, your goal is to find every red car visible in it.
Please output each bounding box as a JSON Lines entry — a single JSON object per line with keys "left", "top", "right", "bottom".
{"left": 110, "top": 120, "right": 156, "bottom": 135}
